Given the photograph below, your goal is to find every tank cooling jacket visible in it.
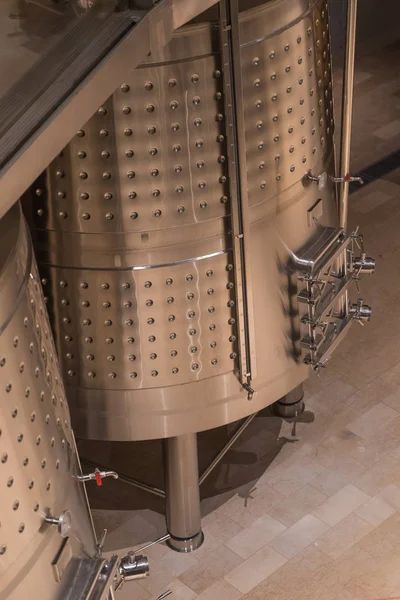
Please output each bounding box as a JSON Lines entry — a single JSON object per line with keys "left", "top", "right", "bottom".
{"left": 0, "top": 203, "right": 96, "bottom": 600}
{"left": 25, "top": 0, "right": 338, "bottom": 440}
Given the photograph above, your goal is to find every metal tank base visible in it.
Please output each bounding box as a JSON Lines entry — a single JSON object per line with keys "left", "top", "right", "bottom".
{"left": 167, "top": 532, "right": 205, "bottom": 553}
{"left": 274, "top": 384, "right": 305, "bottom": 419}
{"left": 164, "top": 433, "right": 204, "bottom": 552}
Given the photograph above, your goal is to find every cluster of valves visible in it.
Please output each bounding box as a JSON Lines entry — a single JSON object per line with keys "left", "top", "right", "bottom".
{"left": 43, "top": 468, "right": 172, "bottom": 599}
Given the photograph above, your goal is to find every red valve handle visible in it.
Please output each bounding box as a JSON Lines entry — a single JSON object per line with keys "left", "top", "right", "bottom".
{"left": 95, "top": 471, "right": 103, "bottom": 486}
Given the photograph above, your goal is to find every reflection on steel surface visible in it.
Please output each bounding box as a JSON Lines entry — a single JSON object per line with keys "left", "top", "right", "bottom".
{"left": 0, "top": 203, "right": 151, "bottom": 597}
{"left": 0, "top": 202, "right": 96, "bottom": 598}
{"left": 25, "top": 0, "right": 373, "bottom": 442}
{"left": 0, "top": 0, "right": 221, "bottom": 219}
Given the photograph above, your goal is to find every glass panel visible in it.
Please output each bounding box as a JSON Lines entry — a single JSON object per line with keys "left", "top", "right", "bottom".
{"left": 0, "top": 1, "right": 85, "bottom": 99}
{"left": 0, "top": 0, "right": 137, "bottom": 169}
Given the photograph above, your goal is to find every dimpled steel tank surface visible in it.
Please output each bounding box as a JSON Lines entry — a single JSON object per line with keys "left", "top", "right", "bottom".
{"left": 28, "top": 0, "right": 336, "bottom": 440}
{"left": 0, "top": 203, "right": 97, "bottom": 599}
{"left": 25, "top": 0, "right": 373, "bottom": 552}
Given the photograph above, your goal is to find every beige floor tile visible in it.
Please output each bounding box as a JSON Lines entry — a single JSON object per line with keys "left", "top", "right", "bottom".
{"left": 383, "top": 390, "right": 400, "bottom": 413}
{"left": 361, "top": 553, "right": 400, "bottom": 598}
{"left": 377, "top": 484, "right": 400, "bottom": 511}
{"left": 102, "top": 513, "right": 159, "bottom": 551}
{"left": 188, "top": 529, "right": 224, "bottom": 562}
{"left": 257, "top": 443, "right": 314, "bottom": 482}
{"left": 380, "top": 362, "right": 400, "bottom": 387}
{"left": 224, "top": 545, "right": 287, "bottom": 594}
{"left": 354, "top": 70, "right": 373, "bottom": 85}
{"left": 201, "top": 509, "right": 244, "bottom": 542}
{"left": 346, "top": 378, "right": 397, "bottom": 413}
{"left": 337, "top": 355, "right": 392, "bottom": 390}
{"left": 243, "top": 484, "right": 286, "bottom": 518}
{"left": 317, "top": 514, "right": 374, "bottom": 559}
{"left": 313, "top": 432, "right": 381, "bottom": 470}
{"left": 357, "top": 514, "right": 400, "bottom": 559}
{"left": 352, "top": 455, "right": 400, "bottom": 496}
{"left": 305, "top": 378, "right": 357, "bottom": 414}
{"left": 241, "top": 580, "right": 287, "bottom": 600}
{"left": 373, "top": 120, "right": 400, "bottom": 139}
{"left": 118, "top": 582, "right": 151, "bottom": 600}
{"left": 268, "top": 545, "right": 333, "bottom": 596}
{"left": 388, "top": 444, "right": 400, "bottom": 462}
{"left": 225, "top": 514, "right": 286, "bottom": 559}
{"left": 347, "top": 404, "right": 399, "bottom": 439}
{"left": 141, "top": 510, "right": 167, "bottom": 531}
{"left": 355, "top": 495, "right": 397, "bottom": 526}
{"left": 268, "top": 483, "right": 328, "bottom": 526}
{"left": 140, "top": 550, "right": 199, "bottom": 597}
{"left": 310, "top": 458, "right": 367, "bottom": 497}
{"left": 303, "top": 406, "right": 363, "bottom": 446}
{"left": 149, "top": 579, "right": 197, "bottom": 600}
{"left": 145, "top": 540, "right": 171, "bottom": 562}
{"left": 352, "top": 190, "right": 393, "bottom": 215}
{"left": 219, "top": 485, "right": 283, "bottom": 527}
{"left": 196, "top": 580, "right": 242, "bottom": 600}
{"left": 267, "top": 455, "right": 326, "bottom": 497}
{"left": 295, "top": 582, "right": 338, "bottom": 600}
{"left": 180, "top": 546, "right": 242, "bottom": 595}
{"left": 337, "top": 579, "right": 386, "bottom": 600}
{"left": 313, "top": 484, "right": 371, "bottom": 527}
{"left": 367, "top": 417, "right": 400, "bottom": 458}
{"left": 269, "top": 514, "right": 330, "bottom": 559}
{"left": 318, "top": 547, "right": 377, "bottom": 594}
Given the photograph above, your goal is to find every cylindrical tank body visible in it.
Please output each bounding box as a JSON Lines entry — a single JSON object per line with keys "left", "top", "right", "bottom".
{"left": 0, "top": 203, "right": 97, "bottom": 599}
{"left": 26, "top": 0, "right": 336, "bottom": 440}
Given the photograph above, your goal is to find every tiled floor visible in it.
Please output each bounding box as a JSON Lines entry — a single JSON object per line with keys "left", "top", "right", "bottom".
{"left": 90, "top": 43, "right": 400, "bottom": 600}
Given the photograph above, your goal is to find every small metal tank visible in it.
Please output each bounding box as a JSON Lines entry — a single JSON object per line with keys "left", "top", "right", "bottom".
{"left": 0, "top": 203, "right": 97, "bottom": 599}
{"left": 24, "top": 0, "right": 372, "bottom": 551}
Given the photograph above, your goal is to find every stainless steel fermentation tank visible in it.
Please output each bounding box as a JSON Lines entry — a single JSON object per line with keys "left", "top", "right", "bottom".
{"left": 0, "top": 202, "right": 154, "bottom": 598}
{"left": 25, "top": 0, "right": 373, "bottom": 551}
{"left": 0, "top": 203, "right": 96, "bottom": 599}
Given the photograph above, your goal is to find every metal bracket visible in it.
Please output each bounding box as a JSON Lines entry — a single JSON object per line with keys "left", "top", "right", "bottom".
{"left": 296, "top": 225, "right": 374, "bottom": 373}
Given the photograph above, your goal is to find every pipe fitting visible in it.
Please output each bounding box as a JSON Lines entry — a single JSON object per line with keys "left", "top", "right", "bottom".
{"left": 349, "top": 299, "right": 372, "bottom": 322}
{"left": 353, "top": 254, "right": 376, "bottom": 274}
{"left": 118, "top": 553, "right": 149, "bottom": 582}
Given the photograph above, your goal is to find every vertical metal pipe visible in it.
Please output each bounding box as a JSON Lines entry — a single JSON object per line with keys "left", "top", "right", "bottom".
{"left": 164, "top": 433, "right": 204, "bottom": 553}
{"left": 339, "top": 0, "right": 358, "bottom": 230}
{"left": 219, "top": 0, "right": 256, "bottom": 395}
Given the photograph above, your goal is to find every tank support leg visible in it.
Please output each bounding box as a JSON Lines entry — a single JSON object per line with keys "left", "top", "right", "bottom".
{"left": 274, "top": 384, "right": 305, "bottom": 419}
{"left": 164, "top": 433, "right": 204, "bottom": 553}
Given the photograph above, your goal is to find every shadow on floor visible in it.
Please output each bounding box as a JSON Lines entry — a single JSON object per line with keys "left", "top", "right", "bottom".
{"left": 78, "top": 406, "right": 315, "bottom": 518}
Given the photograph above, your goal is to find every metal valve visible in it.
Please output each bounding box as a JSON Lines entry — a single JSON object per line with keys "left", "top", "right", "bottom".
{"left": 307, "top": 172, "right": 364, "bottom": 190}
{"left": 332, "top": 174, "right": 364, "bottom": 185}
{"left": 118, "top": 552, "right": 149, "bottom": 582}
{"left": 306, "top": 171, "right": 328, "bottom": 191}
{"left": 353, "top": 252, "right": 376, "bottom": 275}
{"left": 349, "top": 298, "right": 372, "bottom": 324}
{"left": 350, "top": 227, "right": 376, "bottom": 276}
{"left": 76, "top": 467, "right": 118, "bottom": 486}
{"left": 44, "top": 509, "right": 72, "bottom": 538}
